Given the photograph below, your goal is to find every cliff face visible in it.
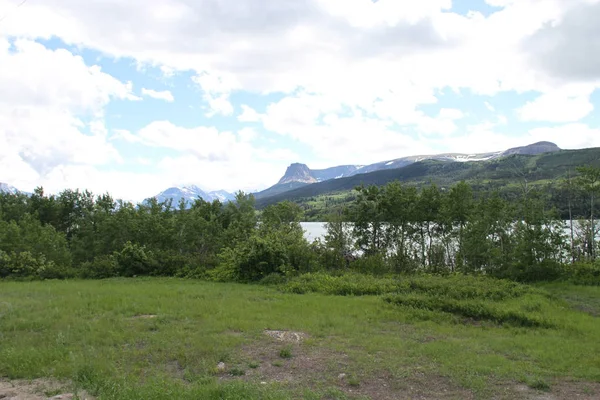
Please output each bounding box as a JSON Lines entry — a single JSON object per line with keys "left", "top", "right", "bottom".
{"left": 503, "top": 141, "right": 561, "bottom": 156}
{"left": 278, "top": 163, "right": 318, "bottom": 185}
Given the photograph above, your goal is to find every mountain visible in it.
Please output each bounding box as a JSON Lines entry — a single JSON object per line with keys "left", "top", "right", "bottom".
{"left": 278, "top": 163, "right": 318, "bottom": 185}
{"left": 502, "top": 141, "right": 561, "bottom": 156}
{"left": 350, "top": 151, "right": 502, "bottom": 176}
{"left": 151, "top": 186, "right": 235, "bottom": 207}
{"left": 258, "top": 142, "right": 561, "bottom": 200}
{"left": 209, "top": 190, "right": 237, "bottom": 203}
{"left": 256, "top": 145, "right": 600, "bottom": 211}
{"left": 255, "top": 163, "right": 360, "bottom": 199}
{"left": 277, "top": 163, "right": 360, "bottom": 185}
{"left": 0, "top": 183, "right": 20, "bottom": 194}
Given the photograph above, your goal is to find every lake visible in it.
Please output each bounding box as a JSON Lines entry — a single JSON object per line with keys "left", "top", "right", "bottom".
{"left": 300, "top": 221, "right": 596, "bottom": 244}
{"left": 300, "top": 222, "right": 328, "bottom": 242}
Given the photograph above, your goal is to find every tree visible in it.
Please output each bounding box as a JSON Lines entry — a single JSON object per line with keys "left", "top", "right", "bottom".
{"left": 323, "top": 208, "right": 354, "bottom": 269}
{"left": 351, "top": 185, "right": 387, "bottom": 256}
{"left": 379, "top": 182, "right": 418, "bottom": 271}
{"left": 560, "top": 170, "right": 577, "bottom": 263}
{"left": 441, "top": 181, "right": 473, "bottom": 271}
{"left": 415, "top": 184, "right": 442, "bottom": 269}
{"left": 576, "top": 165, "right": 600, "bottom": 260}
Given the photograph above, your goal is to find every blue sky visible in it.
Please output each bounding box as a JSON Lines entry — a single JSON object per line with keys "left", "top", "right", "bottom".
{"left": 0, "top": 0, "right": 599, "bottom": 200}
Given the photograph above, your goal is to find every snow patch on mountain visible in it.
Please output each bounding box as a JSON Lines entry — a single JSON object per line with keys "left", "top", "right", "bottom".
{"left": 150, "top": 185, "right": 235, "bottom": 208}
{"left": 0, "top": 183, "right": 20, "bottom": 194}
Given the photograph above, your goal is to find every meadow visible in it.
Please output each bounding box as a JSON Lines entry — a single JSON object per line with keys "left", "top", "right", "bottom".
{"left": 1, "top": 276, "right": 599, "bottom": 400}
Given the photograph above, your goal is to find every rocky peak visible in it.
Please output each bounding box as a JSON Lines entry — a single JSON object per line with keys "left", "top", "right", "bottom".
{"left": 278, "top": 163, "right": 317, "bottom": 185}
{"left": 503, "top": 141, "right": 561, "bottom": 156}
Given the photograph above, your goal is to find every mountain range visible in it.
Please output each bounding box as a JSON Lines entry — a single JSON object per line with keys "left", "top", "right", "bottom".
{"left": 0, "top": 141, "right": 583, "bottom": 206}
{"left": 253, "top": 141, "right": 561, "bottom": 199}
{"left": 0, "top": 183, "right": 20, "bottom": 194}
{"left": 150, "top": 185, "right": 236, "bottom": 206}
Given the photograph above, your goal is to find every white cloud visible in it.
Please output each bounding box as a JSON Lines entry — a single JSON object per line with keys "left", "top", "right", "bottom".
{"left": 517, "top": 85, "right": 595, "bottom": 123}
{"left": 0, "top": 39, "right": 134, "bottom": 190}
{"left": 238, "top": 105, "right": 262, "bottom": 122}
{"left": 141, "top": 88, "right": 174, "bottom": 102}
{"left": 528, "top": 124, "right": 600, "bottom": 150}
{"left": 1, "top": 0, "right": 599, "bottom": 197}
{"left": 237, "top": 127, "right": 258, "bottom": 142}
{"left": 110, "top": 129, "right": 142, "bottom": 143}
{"left": 192, "top": 72, "right": 237, "bottom": 117}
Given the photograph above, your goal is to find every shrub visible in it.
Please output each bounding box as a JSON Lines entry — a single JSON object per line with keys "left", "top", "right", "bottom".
{"left": 114, "top": 242, "right": 157, "bottom": 277}
{"left": 279, "top": 346, "right": 293, "bottom": 359}
{"left": 351, "top": 253, "right": 390, "bottom": 275}
{"left": 0, "top": 251, "right": 73, "bottom": 280}
{"left": 259, "top": 273, "right": 288, "bottom": 286}
{"left": 564, "top": 262, "right": 600, "bottom": 286}
{"left": 79, "top": 255, "right": 119, "bottom": 279}
{"left": 153, "top": 250, "right": 194, "bottom": 277}
{"left": 383, "top": 294, "right": 553, "bottom": 328}
{"left": 282, "top": 272, "right": 401, "bottom": 296}
{"left": 282, "top": 272, "right": 536, "bottom": 300}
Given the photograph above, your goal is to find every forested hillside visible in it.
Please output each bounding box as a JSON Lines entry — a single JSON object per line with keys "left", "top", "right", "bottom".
{"left": 256, "top": 148, "right": 600, "bottom": 219}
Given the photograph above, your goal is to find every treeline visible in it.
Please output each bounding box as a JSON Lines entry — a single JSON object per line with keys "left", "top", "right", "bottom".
{"left": 0, "top": 188, "right": 315, "bottom": 281}
{"left": 325, "top": 166, "right": 600, "bottom": 283}
{"left": 1, "top": 166, "right": 599, "bottom": 284}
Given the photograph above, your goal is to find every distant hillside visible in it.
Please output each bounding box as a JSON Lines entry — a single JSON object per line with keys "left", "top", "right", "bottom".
{"left": 150, "top": 186, "right": 235, "bottom": 207}
{"left": 258, "top": 141, "right": 561, "bottom": 200}
{"left": 255, "top": 147, "right": 600, "bottom": 211}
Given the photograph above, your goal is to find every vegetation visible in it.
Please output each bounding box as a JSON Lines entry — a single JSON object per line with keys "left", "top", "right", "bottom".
{"left": 1, "top": 165, "right": 600, "bottom": 284}
{"left": 1, "top": 278, "right": 599, "bottom": 399}
{"left": 256, "top": 148, "right": 600, "bottom": 221}
{"left": 2, "top": 163, "right": 600, "bottom": 398}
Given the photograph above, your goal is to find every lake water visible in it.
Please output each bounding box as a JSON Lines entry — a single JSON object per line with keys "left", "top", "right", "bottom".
{"left": 301, "top": 221, "right": 596, "bottom": 243}
{"left": 300, "top": 222, "right": 327, "bottom": 242}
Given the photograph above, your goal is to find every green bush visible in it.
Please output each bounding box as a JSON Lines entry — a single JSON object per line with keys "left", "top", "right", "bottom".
{"left": 351, "top": 253, "right": 390, "bottom": 275}
{"left": 153, "top": 250, "right": 195, "bottom": 277}
{"left": 79, "top": 255, "right": 119, "bottom": 279}
{"left": 404, "top": 274, "right": 535, "bottom": 301}
{"left": 259, "top": 273, "right": 289, "bottom": 286}
{"left": 282, "top": 272, "right": 536, "bottom": 300}
{"left": 114, "top": 242, "right": 157, "bottom": 277}
{"left": 383, "top": 294, "right": 553, "bottom": 328}
{"left": 0, "top": 251, "right": 72, "bottom": 280}
{"left": 282, "top": 272, "right": 401, "bottom": 296}
{"left": 564, "top": 262, "right": 600, "bottom": 286}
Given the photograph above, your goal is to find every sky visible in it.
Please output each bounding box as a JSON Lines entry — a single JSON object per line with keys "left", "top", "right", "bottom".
{"left": 0, "top": 0, "right": 599, "bottom": 201}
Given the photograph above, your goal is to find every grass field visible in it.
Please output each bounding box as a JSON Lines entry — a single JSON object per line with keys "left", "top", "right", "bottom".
{"left": 1, "top": 277, "right": 599, "bottom": 399}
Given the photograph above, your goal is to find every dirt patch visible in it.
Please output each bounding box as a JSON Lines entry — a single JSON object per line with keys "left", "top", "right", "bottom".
{"left": 220, "top": 334, "right": 475, "bottom": 400}
{"left": 327, "top": 369, "right": 475, "bottom": 400}
{"left": 129, "top": 314, "right": 157, "bottom": 320}
{"left": 0, "top": 379, "right": 94, "bottom": 400}
{"left": 263, "top": 330, "right": 308, "bottom": 343}
{"left": 507, "top": 381, "right": 600, "bottom": 400}
{"left": 573, "top": 304, "right": 599, "bottom": 317}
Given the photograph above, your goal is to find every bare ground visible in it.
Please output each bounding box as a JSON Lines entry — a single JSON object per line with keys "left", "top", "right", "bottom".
{"left": 214, "top": 330, "right": 600, "bottom": 400}
{"left": 0, "top": 379, "right": 93, "bottom": 400}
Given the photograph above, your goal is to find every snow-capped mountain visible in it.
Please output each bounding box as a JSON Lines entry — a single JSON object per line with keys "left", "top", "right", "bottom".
{"left": 0, "top": 183, "right": 20, "bottom": 194}
{"left": 150, "top": 185, "right": 235, "bottom": 207}
{"left": 209, "top": 190, "right": 237, "bottom": 203}
{"left": 264, "top": 141, "right": 562, "bottom": 195}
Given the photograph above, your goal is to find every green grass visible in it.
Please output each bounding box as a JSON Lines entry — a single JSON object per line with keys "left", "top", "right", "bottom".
{"left": 1, "top": 277, "right": 599, "bottom": 399}
{"left": 279, "top": 345, "right": 293, "bottom": 359}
